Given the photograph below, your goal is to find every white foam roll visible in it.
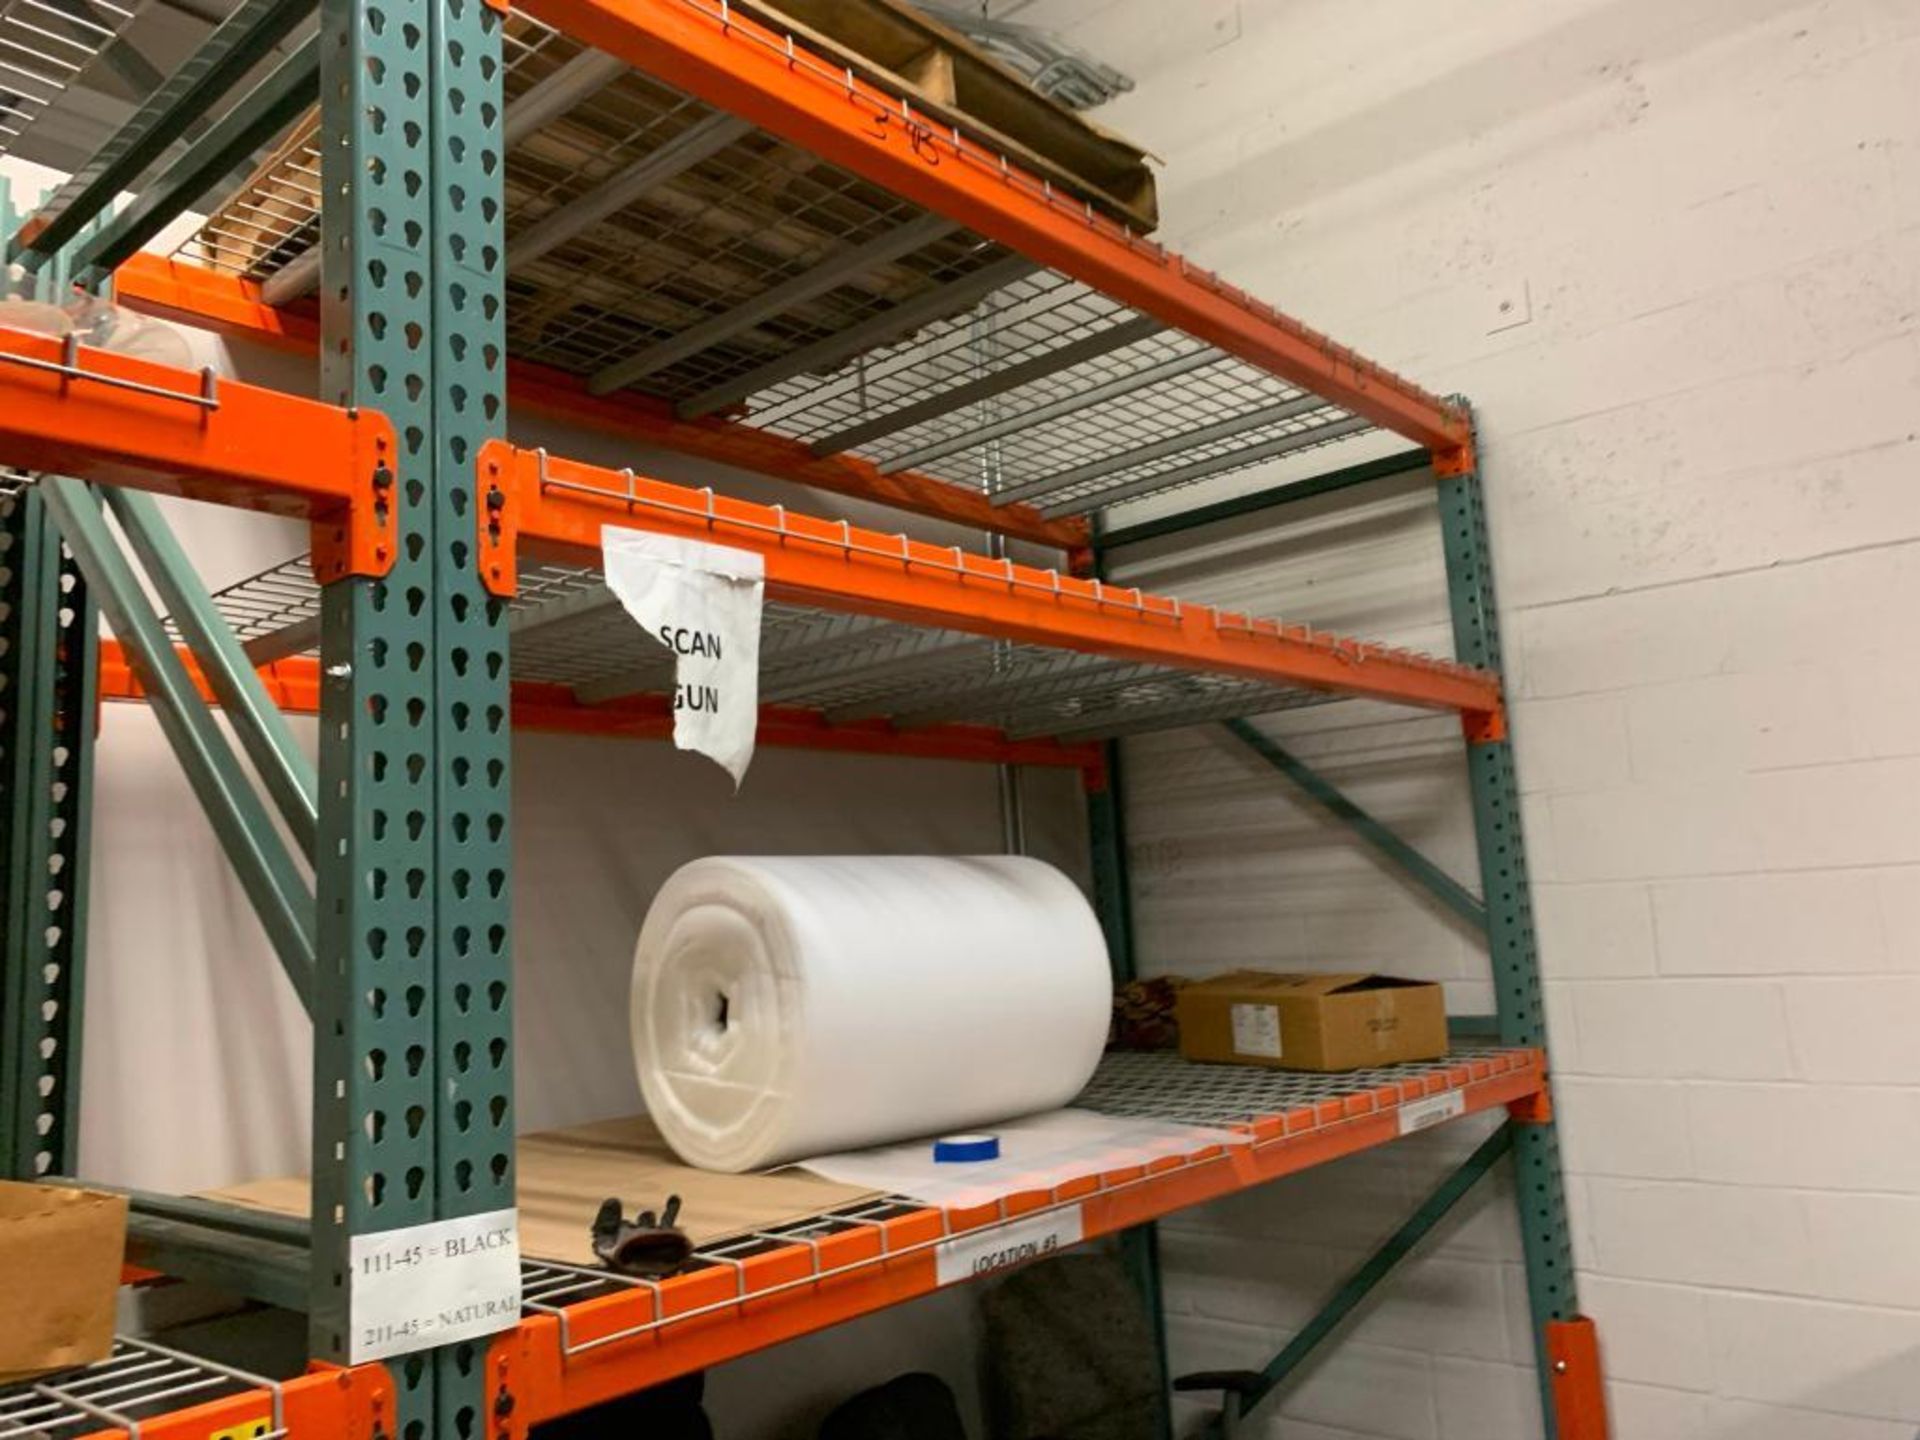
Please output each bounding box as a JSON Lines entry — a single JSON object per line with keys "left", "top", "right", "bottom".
{"left": 630, "top": 855, "right": 1112, "bottom": 1173}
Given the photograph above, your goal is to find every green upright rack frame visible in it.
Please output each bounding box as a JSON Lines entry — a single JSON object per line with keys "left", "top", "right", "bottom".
{"left": 0, "top": 2, "right": 1606, "bottom": 1433}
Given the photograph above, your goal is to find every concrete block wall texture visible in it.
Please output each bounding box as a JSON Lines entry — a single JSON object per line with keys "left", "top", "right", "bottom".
{"left": 1006, "top": 0, "right": 1920, "bottom": 1433}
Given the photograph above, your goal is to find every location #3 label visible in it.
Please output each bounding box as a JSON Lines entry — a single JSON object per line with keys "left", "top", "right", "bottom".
{"left": 349, "top": 1208, "right": 522, "bottom": 1362}
{"left": 935, "top": 1206, "right": 1085, "bottom": 1287}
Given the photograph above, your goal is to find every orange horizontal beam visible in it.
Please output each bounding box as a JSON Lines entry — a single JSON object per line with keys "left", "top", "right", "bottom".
{"left": 494, "top": 1050, "right": 1546, "bottom": 1428}
{"left": 0, "top": 324, "right": 397, "bottom": 579}
{"left": 489, "top": 442, "right": 1504, "bottom": 721}
{"left": 110, "top": 256, "right": 1090, "bottom": 552}
{"left": 97, "top": 643, "right": 1103, "bottom": 770}
{"left": 75, "top": 1359, "right": 391, "bottom": 1440}
{"left": 508, "top": 0, "right": 1472, "bottom": 462}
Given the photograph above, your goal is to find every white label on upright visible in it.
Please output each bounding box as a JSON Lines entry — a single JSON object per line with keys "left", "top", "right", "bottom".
{"left": 1230, "top": 1002, "right": 1282, "bottom": 1059}
{"left": 935, "top": 1207, "right": 1084, "bottom": 1286}
{"left": 348, "top": 1207, "right": 522, "bottom": 1363}
{"left": 1397, "top": 1091, "right": 1467, "bottom": 1136}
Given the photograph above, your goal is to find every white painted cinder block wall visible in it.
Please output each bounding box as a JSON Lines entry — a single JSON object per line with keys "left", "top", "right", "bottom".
{"left": 1005, "top": 0, "right": 1920, "bottom": 1435}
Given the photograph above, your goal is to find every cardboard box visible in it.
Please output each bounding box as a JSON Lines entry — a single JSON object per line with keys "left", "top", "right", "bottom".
{"left": 0, "top": 1182, "right": 127, "bottom": 1383}
{"left": 1175, "top": 971, "right": 1448, "bottom": 1072}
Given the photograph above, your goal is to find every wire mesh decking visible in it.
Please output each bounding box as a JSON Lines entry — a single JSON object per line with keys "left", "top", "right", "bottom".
{"left": 176, "top": 552, "right": 1458, "bottom": 743}
{"left": 0, "top": 1336, "right": 287, "bottom": 1438}
{"left": 168, "top": 5, "right": 1383, "bottom": 522}
{"left": 461, "top": 1046, "right": 1544, "bottom": 1362}
{"left": 0, "top": 1046, "right": 1538, "bottom": 1430}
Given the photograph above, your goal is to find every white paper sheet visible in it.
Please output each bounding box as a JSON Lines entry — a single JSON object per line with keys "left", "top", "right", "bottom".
{"left": 601, "top": 526, "right": 764, "bottom": 787}
{"left": 797, "top": 1108, "right": 1239, "bottom": 1210}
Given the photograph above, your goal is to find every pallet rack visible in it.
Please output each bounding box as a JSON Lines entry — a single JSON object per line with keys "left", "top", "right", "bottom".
{"left": 0, "top": 1, "right": 1604, "bottom": 1436}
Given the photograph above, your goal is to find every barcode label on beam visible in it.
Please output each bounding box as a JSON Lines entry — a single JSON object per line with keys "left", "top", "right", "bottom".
{"left": 935, "top": 1206, "right": 1084, "bottom": 1286}
{"left": 1397, "top": 1091, "right": 1466, "bottom": 1136}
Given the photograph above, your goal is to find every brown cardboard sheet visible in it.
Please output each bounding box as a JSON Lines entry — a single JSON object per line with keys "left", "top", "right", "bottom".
{"left": 206, "top": 1115, "right": 880, "bottom": 1267}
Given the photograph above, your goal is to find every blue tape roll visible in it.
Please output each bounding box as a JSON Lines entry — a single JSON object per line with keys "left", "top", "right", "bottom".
{"left": 933, "top": 1133, "right": 1000, "bottom": 1163}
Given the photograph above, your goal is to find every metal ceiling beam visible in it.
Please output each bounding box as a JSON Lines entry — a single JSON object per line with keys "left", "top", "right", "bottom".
{"left": 503, "top": 47, "right": 628, "bottom": 148}
{"left": 72, "top": 33, "right": 320, "bottom": 281}
{"left": 808, "top": 314, "right": 1162, "bottom": 458}
{"left": 241, "top": 613, "right": 319, "bottom": 666}
{"left": 587, "top": 212, "right": 959, "bottom": 395}
{"left": 1044, "top": 414, "right": 1375, "bottom": 517}
{"left": 876, "top": 347, "right": 1217, "bottom": 476}
{"left": 12, "top": 0, "right": 311, "bottom": 267}
{"left": 995, "top": 393, "right": 1327, "bottom": 507}
{"left": 507, "top": 110, "right": 751, "bottom": 271}
{"left": 260, "top": 48, "right": 634, "bottom": 306}
{"left": 676, "top": 253, "right": 1039, "bottom": 419}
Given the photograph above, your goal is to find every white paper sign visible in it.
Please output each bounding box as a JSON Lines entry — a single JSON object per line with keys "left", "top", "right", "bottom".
{"left": 601, "top": 526, "right": 765, "bottom": 787}
{"left": 348, "top": 1207, "right": 522, "bottom": 1362}
{"left": 1230, "top": 1002, "right": 1282, "bottom": 1059}
{"left": 1397, "top": 1091, "right": 1466, "bottom": 1136}
{"left": 935, "top": 1206, "right": 1085, "bottom": 1286}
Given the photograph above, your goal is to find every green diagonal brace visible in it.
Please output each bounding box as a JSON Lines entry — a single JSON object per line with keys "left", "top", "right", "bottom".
{"left": 13, "top": 0, "right": 313, "bottom": 266}
{"left": 1227, "top": 1121, "right": 1513, "bottom": 1424}
{"left": 39, "top": 477, "right": 316, "bottom": 1009}
{"left": 1222, "top": 718, "right": 1487, "bottom": 932}
{"left": 73, "top": 33, "right": 320, "bottom": 282}
{"left": 103, "top": 488, "right": 318, "bottom": 860}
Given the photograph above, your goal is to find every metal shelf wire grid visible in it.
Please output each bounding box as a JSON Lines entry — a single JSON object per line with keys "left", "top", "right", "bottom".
{"left": 514, "top": 1046, "right": 1538, "bottom": 1361}
{"left": 1078, "top": 1047, "right": 1519, "bottom": 1127}
{"left": 0, "top": 1050, "right": 1534, "bottom": 1420}
{"left": 174, "top": 15, "right": 1018, "bottom": 411}
{"left": 0, "top": 0, "right": 138, "bottom": 157}
{"left": 165, "top": 2, "right": 1392, "bottom": 518}
{"left": 745, "top": 267, "right": 1374, "bottom": 515}
{"left": 181, "top": 552, "right": 1401, "bottom": 741}
{"left": 0, "top": 1335, "right": 285, "bottom": 1438}
{"left": 170, "top": 17, "right": 567, "bottom": 278}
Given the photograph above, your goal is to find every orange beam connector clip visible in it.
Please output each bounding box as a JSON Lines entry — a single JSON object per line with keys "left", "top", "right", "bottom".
{"left": 477, "top": 440, "right": 519, "bottom": 597}
{"left": 0, "top": 325, "right": 398, "bottom": 581}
